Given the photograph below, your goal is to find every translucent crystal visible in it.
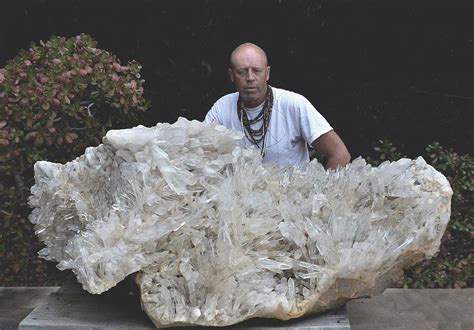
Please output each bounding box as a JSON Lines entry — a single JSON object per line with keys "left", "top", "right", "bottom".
{"left": 29, "top": 117, "right": 452, "bottom": 327}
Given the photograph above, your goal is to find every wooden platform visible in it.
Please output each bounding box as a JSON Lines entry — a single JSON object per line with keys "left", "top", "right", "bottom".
{"left": 18, "top": 279, "right": 350, "bottom": 329}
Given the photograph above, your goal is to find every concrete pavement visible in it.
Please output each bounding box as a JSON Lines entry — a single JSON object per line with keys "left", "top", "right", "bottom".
{"left": 1, "top": 286, "right": 473, "bottom": 329}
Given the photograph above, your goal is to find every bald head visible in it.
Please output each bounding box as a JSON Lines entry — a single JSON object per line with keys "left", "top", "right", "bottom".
{"left": 228, "top": 43, "right": 271, "bottom": 107}
{"left": 229, "top": 43, "right": 268, "bottom": 69}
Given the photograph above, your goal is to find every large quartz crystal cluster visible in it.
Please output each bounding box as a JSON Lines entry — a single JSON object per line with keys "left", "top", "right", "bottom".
{"left": 29, "top": 118, "right": 452, "bottom": 327}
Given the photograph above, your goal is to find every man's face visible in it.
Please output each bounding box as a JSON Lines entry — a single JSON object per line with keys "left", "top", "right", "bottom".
{"left": 228, "top": 47, "right": 270, "bottom": 108}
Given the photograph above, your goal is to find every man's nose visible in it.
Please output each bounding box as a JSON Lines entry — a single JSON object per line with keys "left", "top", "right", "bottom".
{"left": 246, "top": 70, "right": 255, "bottom": 81}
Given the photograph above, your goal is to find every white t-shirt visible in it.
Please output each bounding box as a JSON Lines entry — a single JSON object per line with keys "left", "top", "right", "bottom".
{"left": 204, "top": 86, "right": 332, "bottom": 166}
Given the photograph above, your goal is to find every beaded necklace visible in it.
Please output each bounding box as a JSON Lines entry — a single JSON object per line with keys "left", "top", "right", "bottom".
{"left": 237, "top": 86, "right": 273, "bottom": 157}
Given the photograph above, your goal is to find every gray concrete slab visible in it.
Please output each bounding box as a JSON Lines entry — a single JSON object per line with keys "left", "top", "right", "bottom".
{"left": 346, "top": 288, "right": 474, "bottom": 330}
{"left": 18, "top": 290, "right": 156, "bottom": 329}
{"left": 2, "top": 285, "right": 474, "bottom": 329}
{"left": 19, "top": 290, "right": 349, "bottom": 329}
{"left": 18, "top": 278, "right": 350, "bottom": 329}
{"left": 0, "top": 287, "right": 59, "bottom": 330}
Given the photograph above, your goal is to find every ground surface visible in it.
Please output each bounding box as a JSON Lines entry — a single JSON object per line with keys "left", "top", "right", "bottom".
{"left": 0, "top": 287, "right": 59, "bottom": 330}
{"left": 346, "top": 288, "right": 474, "bottom": 330}
{"left": 1, "top": 285, "right": 473, "bottom": 329}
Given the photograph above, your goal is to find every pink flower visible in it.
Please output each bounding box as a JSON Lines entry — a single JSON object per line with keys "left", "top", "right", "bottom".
{"left": 0, "top": 69, "right": 5, "bottom": 83}
{"left": 65, "top": 132, "right": 78, "bottom": 144}
{"left": 51, "top": 98, "right": 61, "bottom": 108}
{"left": 113, "top": 63, "right": 122, "bottom": 71}
{"left": 23, "top": 60, "right": 32, "bottom": 66}
{"left": 56, "top": 74, "right": 70, "bottom": 84}
{"left": 111, "top": 73, "right": 120, "bottom": 81}
{"left": 126, "top": 80, "right": 137, "bottom": 89}
{"left": 39, "top": 74, "right": 49, "bottom": 83}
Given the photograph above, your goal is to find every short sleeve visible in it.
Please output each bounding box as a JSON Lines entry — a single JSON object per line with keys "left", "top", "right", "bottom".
{"left": 204, "top": 103, "right": 221, "bottom": 124}
{"left": 297, "top": 95, "right": 333, "bottom": 145}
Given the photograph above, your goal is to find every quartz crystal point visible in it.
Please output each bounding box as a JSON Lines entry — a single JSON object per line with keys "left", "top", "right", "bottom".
{"left": 29, "top": 117, "right": 452, "bottom": 327}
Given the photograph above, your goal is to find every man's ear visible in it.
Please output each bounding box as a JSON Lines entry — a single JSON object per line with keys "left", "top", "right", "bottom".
{"left": 266, "top": 66, "right": 271, "bottom": 81}
{"left": 228, "top": 68, "right": 234, "bottom": 83}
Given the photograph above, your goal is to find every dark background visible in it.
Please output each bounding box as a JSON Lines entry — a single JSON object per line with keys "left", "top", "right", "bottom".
{"left": 1, "top": 0, "right": 473, "bottom": 159}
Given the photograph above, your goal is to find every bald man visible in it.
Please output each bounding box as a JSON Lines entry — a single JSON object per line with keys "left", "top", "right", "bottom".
{"left": 204, "top": 43, "right": 350, "bottom": 169}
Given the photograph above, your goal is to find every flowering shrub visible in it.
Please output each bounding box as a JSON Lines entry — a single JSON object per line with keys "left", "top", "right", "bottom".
{"left": 0, "top": 34, "right": 150, "bottom": 285}
{"left": 0, "top": 33, "right": 149, "bottom": 174}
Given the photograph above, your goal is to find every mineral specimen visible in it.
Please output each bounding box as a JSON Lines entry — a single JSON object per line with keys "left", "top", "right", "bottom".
{"left": 29, "top": 118, "right": 452, "bottom": 327}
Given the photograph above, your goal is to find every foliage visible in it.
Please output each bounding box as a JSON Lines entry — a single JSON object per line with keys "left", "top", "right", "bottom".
{"left": 369, "top": 140, "right": 473, "bottom": 288}
{"left": 0, "top": 34, "right": 150, "bottom": 286}
{"left": 0, "top": 33, "right": 149, "bottom": 175}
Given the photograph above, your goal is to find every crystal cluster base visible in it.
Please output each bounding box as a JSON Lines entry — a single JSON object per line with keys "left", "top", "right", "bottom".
{"left": 29, "top": 118, "right": 452, "bottom": 327}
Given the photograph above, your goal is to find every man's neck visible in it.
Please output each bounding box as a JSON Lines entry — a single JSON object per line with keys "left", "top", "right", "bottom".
{"left": 243, "top": 100, "right": 265, "bottom": 111}
{"left": 241, "top": 86, "right": 268, "bottom": 108}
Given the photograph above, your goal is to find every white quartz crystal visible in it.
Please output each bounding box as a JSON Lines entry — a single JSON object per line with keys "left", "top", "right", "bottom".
{"left": 29, "top": 117, "right": 452, "bottom": 327}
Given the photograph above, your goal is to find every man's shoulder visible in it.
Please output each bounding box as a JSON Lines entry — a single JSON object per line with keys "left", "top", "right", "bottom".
{"left": 206, "top": 91, "right": 239, "bottom": 123}
{"left": 272, "top": 86, "right": 309, "bottom": 106}
{"left": 213, "top": 91, "right": 239, "bottom": 107}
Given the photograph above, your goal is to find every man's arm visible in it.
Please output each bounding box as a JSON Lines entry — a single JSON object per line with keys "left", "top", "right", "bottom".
{"left": 312, "top": 130, "right": 351, "bottom": 170}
